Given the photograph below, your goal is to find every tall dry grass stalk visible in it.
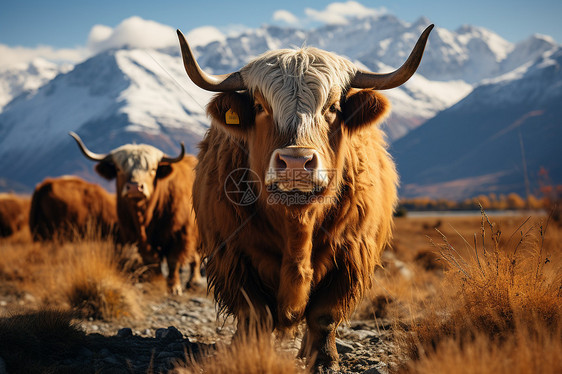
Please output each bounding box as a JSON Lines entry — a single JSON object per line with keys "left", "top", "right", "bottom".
{"left": 403, "top": 325, "right": 562, "bottom": 374}
{"left": 175, "top": 322, "right": 306, "bottom": 374}
{"left": 397, "top": 210, "right": 562, "bottom": 373}
{"left": 0, "top": 229, "right": 142, "bottom": 320}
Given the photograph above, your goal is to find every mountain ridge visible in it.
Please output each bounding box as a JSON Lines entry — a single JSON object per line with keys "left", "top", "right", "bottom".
{"left": 0, "top": 15, "right": 559, "bottom": 196}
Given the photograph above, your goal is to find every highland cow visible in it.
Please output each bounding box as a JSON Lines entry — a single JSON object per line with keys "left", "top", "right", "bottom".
{"left": 0, "top": 194, "right": 30, "bottom": 238}
{"left": 177, "top": 24, "right": 433, "bottom": 370}
{"left": 70, "top": 133, "right": 201, "bottom": 295}
{"left": 29, "top": 176, "right": 117, "bottom": 241}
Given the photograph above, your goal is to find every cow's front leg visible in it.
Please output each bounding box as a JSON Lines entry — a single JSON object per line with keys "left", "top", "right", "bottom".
{"left": 185, "top": 251, "right": 203, "bottom": 289}
{"left": 299, "top": 267, "right": 360, "bottom": 371}
{"left": 166, "top": 254, "right": 183, "bottom": 295}
{"left": 138, "top": 242, "right": 162, "bottom": 279}
{"left": 277, "top": 224, "right": 314, "bottom": 327}
{"left": 300, "top": 312, "right": 339, "bottom": 372}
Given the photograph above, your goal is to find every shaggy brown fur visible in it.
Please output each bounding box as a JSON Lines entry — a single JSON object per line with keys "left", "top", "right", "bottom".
{"left": 0, "top": 193, "right": 30, "bottom": 237}
{"left": 29, "top": 176, "right": 117, "bottom": 241}
{"left": 95, "top": 155, "right": 201, "bottom": 294}
{"left": 194, "top": 87, "right": 398, "bottom": 369}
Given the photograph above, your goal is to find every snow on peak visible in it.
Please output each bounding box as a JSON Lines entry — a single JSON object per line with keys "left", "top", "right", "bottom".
{"left": 0, "top": 58, "right": 72, "bottom": 111}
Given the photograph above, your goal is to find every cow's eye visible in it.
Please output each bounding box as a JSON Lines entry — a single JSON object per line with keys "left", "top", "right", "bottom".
{"left": 329, "top": 103, "right": 340, "bottom": 113}
{"left": 254, "top": 103, "right": 264, "bottom": 113}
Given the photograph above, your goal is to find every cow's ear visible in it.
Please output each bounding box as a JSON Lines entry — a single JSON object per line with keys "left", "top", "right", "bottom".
{"left": 206, "top": 91, "right": 254, "bottom": 139}
{"left": 95, "top": 158, "right": 117, "bottom": 180}
{"left": 156, "top": 163, "right": 174, "bottom": 180}
{"left": 342, "top": 89, "right": 390, "bottom": 132}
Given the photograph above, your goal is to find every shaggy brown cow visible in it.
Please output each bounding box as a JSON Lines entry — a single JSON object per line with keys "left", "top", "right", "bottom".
{"left": 177, "top": 25, "right": 433, "bottom": 369}
{"left": 70, "top": 132, "right": 201, "bottom": 295}
{"left": 0, "top": 194, "right": 31, "bottom": 238}
{"left": 29, "top": 176, "right": 118, "bottom": 241}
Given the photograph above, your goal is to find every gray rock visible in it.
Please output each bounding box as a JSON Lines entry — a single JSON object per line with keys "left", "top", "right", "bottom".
{"left": 79, "top": 347, "right": 94, "bottom": 358}
{"left": 156, "top": 326, "right": 183, "bottom": 340}
{"left": 156, "top": 351, "right": 176, "bottom": 359}
{"left": 348, "top": 329, "right": 378, "bottom": 340}
{"left": 117, "top": 327, "right": 132, "bottom": 338}
{"left": 190, "top": 297, "right": 207, "bottom": 305}
{"left": 155, "top": 328, "right": 167, "bottom": 339}
{"left": 167, "top": 342, "right": 188, "bottom": 352}
{"left": 336, "top": 338, "right": 354, "bottom": 354}
{"left": 362, "top": 368, "right": 382, "bottom": 374}
{"left": 103, "top": 355, "right": 121, "bottom": 366}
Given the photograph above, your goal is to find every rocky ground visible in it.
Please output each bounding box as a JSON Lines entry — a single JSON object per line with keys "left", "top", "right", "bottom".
{"left": 0, "top": 280, "right": 399, "bottom": 374}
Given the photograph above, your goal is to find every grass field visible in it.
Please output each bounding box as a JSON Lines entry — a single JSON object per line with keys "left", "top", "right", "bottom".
{"left": 0, "top": 210, "right": 560, "bottom": 373}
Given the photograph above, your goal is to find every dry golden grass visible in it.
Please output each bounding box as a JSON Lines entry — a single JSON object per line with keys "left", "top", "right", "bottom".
{"left": 0, "top": 230, "right": 142, "bottom": 321}
{"left": 2, "top": 211, "right": 560, "bottom": 374}
{"left": 402, "top": 326, "right": 562, "bottom": 374}
{"left": 176, "top": 325, "right": 306, "bottom": 374}
{"left": 391, "top": 211, "right": 562, "bottom": 373}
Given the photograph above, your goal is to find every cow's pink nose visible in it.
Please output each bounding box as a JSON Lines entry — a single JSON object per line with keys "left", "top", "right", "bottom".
{"left": 125, "top": 182, "right": 144, "bottom": 193}
{"left": 274, "top": 148, "right": 319, "bottom": 171}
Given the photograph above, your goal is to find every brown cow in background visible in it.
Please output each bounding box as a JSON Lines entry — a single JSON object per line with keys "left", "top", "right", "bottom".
{"left": 29, "top": 176, "right": 118, "bottom": 241}
{"left": 70, "top": 132, "right": 201, "bottom": 295}
{"left": 177, "top": 24, "right": 433, "bottom": 370}
{"left": 0, "top": 194, "right": 31, "bottom": 238}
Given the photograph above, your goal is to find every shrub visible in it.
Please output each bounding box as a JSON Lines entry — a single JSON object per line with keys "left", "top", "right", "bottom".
{"left": 397, "top": 211, "right": 561, "bottom": 372}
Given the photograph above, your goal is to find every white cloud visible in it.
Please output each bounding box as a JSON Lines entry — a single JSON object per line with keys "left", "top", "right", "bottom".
{"left": 273, "top": 10, "right": 299, "bottom": 25}
{"left": 305, "top": 1, "right": 386, "bottom": 25}
{"left": 87, "top": 16, "right": 177, "bottom": 54}
{"left": 0, "top": 44, "right": 87, "bottom": 70}
{"left": 0, "top": 16, "right": 232, "bottom": 70}
{"left": 87, "top": 24, "right": 113, "bottom": 46}
{"left": 185, "top": 26, "right": 226, "bottom": 48}
{"left": 0, "top": 3, "right": 388, "bottom": 70}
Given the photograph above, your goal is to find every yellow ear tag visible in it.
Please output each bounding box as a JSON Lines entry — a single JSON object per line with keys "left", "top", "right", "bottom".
{"left": 225, "top": 108, "right": 240, "bottom": 125}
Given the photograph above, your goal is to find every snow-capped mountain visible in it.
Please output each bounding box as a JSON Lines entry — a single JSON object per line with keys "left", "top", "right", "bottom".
{"left": 0, "top": 14, "right": 559, "bottom": 195}
{"left": 392, "top": 46, "right": 562, "bottom": 199}
{"left": 193, "top": 14, "right": 555, "bottom": 84}
{"left": 0, "top": 58, "right": 72, "bottom": 112}
{"left": 0, "top": 47, "right": 214, "bottom": 191}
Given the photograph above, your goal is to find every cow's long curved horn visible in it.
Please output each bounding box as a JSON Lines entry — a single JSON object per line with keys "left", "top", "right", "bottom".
{"left": 177, "top": 29, "right": 246, "bottom": 92}
{"left": 161, "top": 142, "right": 185, "bottom": 164}
{"left": 350, "top": 24, "right": 434, "bottom": 90}
{"left": 69, "top": 132, "right": 107, "bottom": 161}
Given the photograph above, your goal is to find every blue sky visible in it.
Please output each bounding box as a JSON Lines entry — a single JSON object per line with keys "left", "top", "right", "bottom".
{"left": 0, "top": 0, "right": 560, "bottom": 65}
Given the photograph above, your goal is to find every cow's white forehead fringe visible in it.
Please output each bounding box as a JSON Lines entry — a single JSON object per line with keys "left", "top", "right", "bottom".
{"left": 241, "top": 47, "right": 357, "bottom": 139}
{"left": 110, "top": 144, "right": 163, "bottom": 177}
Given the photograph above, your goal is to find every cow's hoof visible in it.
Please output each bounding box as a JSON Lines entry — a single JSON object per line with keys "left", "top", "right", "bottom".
{"left": 169, "top": 284, "right": 183, "bottom": 296}
{"left": 315, "top": 362, "right": 341, "bottom": 374}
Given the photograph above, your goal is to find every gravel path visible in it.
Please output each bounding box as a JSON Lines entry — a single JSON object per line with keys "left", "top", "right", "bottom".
{"left": 1, "top": 281, "right": 399, "bottom": 373}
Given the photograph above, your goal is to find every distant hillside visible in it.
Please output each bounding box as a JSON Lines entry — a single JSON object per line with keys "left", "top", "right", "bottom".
{"left": 392, "top": 47, "right": 562, "bottom": 199}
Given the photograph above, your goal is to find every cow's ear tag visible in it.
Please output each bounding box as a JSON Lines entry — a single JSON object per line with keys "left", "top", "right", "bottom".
{"left": 225, "top": 108, "right": 240, "bottom": 125}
